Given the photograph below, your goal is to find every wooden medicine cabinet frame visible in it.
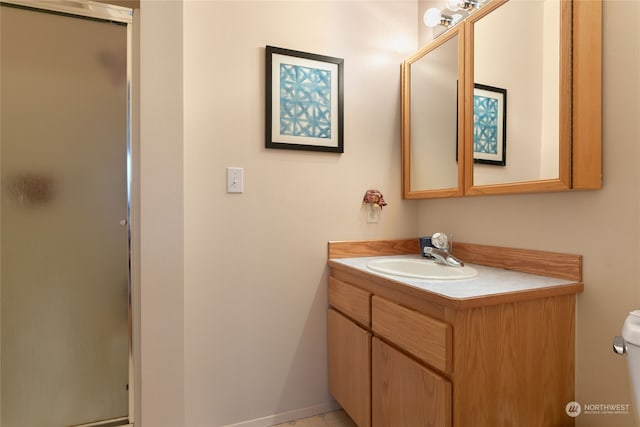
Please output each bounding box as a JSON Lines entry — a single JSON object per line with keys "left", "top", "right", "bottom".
{"left": 401, "top": 26, "right": 466, "bottom": 199}
{"left": 401, "top": 0, "right": 602, "bottom": 199}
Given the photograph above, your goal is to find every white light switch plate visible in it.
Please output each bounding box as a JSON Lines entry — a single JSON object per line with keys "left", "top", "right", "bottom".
{"left": 227, "top": 167, "right": 244, "bottom": 193}
{"left": 367, "top": 204, "right": 380, "bottom": 223}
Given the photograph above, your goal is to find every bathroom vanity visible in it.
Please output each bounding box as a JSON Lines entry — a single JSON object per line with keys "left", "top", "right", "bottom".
{"left": 327, "top": 239, "right": 583, "bottom": 427}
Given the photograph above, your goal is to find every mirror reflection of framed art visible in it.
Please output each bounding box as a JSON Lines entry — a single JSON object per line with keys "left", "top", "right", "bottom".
{"left": 473, "top": 83, "right": 507, "bottom": 166}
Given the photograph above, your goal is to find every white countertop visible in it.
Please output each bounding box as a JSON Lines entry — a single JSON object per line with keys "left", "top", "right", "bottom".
{"left": 331, "top": 254, "right": 576, "bottom": 300}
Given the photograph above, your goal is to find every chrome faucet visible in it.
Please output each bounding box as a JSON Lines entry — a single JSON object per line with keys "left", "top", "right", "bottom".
{"left": 423, "top": 246, "right": 465, "bottom": 267}
{"left": 422, "top": 232, "right": 465, "bottom": 267}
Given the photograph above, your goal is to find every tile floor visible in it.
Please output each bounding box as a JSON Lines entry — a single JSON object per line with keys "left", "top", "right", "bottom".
{"left": 271, "top": 410, "right": 357, "bottom": 427}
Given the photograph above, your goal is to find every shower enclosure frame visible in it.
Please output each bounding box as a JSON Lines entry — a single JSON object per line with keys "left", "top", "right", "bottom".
{"left": 0, "top": 1, "right": 139, "bottom": 426}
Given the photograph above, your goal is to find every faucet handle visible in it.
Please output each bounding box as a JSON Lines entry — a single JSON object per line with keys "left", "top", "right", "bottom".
{"left": 431, "top": 232, "right": 449, "bottom": 250}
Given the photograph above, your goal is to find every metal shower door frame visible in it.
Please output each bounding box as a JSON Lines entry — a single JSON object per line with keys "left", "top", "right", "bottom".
{"left": 1, "top": 1, "right": 137, "bottom": 426}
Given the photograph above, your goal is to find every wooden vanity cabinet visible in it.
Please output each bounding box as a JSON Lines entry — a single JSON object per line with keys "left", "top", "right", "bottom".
{"left": 328, "top": 274, "right": 578, "bottom": 427}
{"left": 329, "top": 276, "right": 454, "bottom": 427}
{"left": 327, "top": 278, "right": 372, "bottom": 427}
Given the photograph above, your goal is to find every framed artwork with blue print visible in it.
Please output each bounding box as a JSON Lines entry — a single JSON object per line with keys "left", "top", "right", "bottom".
{"left": 266, "top": 46, "right": 344, "bottom": 153}
{"left": 473, "top": 83, "right": 507, "bottom": 166}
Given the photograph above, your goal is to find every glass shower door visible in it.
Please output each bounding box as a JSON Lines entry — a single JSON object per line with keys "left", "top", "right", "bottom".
{"left": 1, "top": 4, "right": 130, "bottom": 426}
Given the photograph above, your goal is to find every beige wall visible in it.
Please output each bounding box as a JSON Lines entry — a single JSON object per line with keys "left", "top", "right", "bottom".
{"left": 139, "top": 0, "right": 640, "bottom": 426}
{"left": 139, "top": 1, "right": 184, "bottom": 426}
{"left": 141, "top": 0, "right": 419, "bottom": 426}
{"left": 183, "top": 2, "right": 418, "bottom": 425}
{"left": 417, "top": 1, "right": 640, "bottom": 426}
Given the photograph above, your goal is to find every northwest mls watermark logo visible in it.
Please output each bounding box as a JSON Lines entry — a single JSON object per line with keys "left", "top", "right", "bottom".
{"left": 566, "top": 401, "right": 630, "bottom": 417}
{"left": 566, "top": 401, "right": 581, "bottom": 417}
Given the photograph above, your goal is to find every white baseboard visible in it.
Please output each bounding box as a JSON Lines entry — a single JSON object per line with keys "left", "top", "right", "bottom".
{"left": 223, "top": 401, "right": 342, "bottom": 427}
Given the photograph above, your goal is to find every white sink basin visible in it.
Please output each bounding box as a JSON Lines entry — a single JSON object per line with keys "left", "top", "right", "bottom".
{"left": 366, "top": 257, "right": 478, "bottom": 280}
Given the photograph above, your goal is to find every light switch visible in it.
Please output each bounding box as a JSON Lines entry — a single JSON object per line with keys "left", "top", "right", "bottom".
{"left": 367, "top": 204, "right": 381, "bottom": 223}
{"left": 227, "top": 167, "right": 244, "bottom": 193}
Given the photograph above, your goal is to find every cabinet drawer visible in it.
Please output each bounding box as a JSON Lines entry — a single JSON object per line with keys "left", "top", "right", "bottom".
{"left": 329, "top": 276, "right": 371, "bottom": 327}
{"left": 372, "top": 296, "right": 452, "bottom": 374}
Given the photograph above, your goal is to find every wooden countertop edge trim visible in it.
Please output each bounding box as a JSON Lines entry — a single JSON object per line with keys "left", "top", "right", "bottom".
{"left": 328, "top": 239, "right": 582, "bottom": 281}
{"left": 328, "top": 261, "right": 584, "bottom": 310}
{"left": 328, "top": 238, "right": 419, "bottom": 259}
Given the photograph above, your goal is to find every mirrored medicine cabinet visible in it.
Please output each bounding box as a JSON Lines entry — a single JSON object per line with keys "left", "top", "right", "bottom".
{"left": 401, "top": 0, "right": 602, "bottom": 199}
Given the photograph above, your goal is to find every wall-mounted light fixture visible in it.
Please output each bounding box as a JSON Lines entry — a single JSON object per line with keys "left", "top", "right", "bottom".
{"left": 446, "top": 0, "right": 484, "bottom": 12}
{"left": 423, "top": 8, "right": 463, "bottom": 28}
{"left": 424, "top": 0, "right": 487, "bottom": 30}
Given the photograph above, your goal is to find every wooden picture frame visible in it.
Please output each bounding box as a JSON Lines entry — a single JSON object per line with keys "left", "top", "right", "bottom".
{"left": 265, "top": 46, "right": 344, "bottom": 153}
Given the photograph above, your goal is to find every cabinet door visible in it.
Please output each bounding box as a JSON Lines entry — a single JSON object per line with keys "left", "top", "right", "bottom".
{"left": 328, "top": 308, "right": 371, "bottom": 427}
{"left": 372, "top": 338, "right": 451, "bottom": 427}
